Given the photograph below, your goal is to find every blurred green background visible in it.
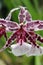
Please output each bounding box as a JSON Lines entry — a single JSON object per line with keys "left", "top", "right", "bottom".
{"left": 0, "top": 0, "right": 43, "bottom": 65}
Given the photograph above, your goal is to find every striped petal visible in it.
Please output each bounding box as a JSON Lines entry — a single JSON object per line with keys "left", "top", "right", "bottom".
{"left": 0, "top": 19, "right": 19, "bottom": 31}
{"left": 25, "top": 10, "right": 32, "bottom": 22}
{"left": 26, "top": 20, "right": 43, "bottom": 31}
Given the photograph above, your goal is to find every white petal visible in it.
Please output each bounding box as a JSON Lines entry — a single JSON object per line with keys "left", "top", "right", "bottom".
{"left": 11, "top": 42, "right": 31, "bottom": 56}
{"left": 26, "top": 46, "right": 43, "bottom": 57}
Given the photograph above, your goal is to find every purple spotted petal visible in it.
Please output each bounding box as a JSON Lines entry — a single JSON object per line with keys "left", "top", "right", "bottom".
{"left": 25, "top": 10, "right": 32, "bottom": 22}
{"left": 38, "top": 24, "right": 43, "bottom": 29}
{"left": 18, "top": 6, "right": 32, "bottom": 23}
{"left": 0, "top": 19, "right": 19, "bottom": 31}
{"left": 18, "top": 7, "right": 26, "bottom": 23}
{"left": 7, "top": 21, "right": 19, "bottom": 28}
{"left": 26, "top": 20, "right": 43, "bottom": 31}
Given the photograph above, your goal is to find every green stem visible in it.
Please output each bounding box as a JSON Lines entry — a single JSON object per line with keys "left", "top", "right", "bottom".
{"left": 35, "top": 56, "right": 41, "bottom": 65}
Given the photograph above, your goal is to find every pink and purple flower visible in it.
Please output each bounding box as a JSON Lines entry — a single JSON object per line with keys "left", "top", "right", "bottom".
{"left": 0, "top": 6, "right": 43, "bottom": 56}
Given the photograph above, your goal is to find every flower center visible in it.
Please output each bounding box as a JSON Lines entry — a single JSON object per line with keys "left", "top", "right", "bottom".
{"left": 16, "top": 24, "right": 27, "bottom": 45}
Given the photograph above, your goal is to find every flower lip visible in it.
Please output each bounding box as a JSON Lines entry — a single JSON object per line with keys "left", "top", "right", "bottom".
{"left": 26, "top": 46, "right": 43, "bottom": 56}
{"left": 11, "top": 41, "right": 32, "bottom": 56}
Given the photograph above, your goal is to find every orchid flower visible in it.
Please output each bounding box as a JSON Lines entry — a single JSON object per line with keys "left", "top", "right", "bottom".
{"left": 0, "top": 6, "right": 43, "bottom": 56}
